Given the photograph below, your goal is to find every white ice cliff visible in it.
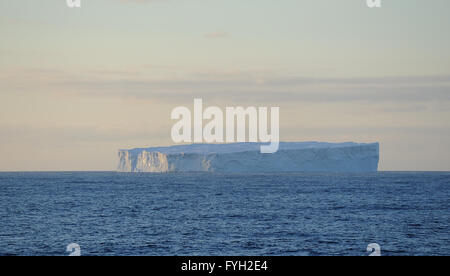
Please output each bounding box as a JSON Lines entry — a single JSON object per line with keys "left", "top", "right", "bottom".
{"left": 117, "top": 142, "right": 379, "bottom": 173}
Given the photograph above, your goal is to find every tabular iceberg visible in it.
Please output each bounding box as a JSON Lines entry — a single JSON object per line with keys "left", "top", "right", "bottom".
{"left": 117, "top": 142, "right": 379, "bottom": 173}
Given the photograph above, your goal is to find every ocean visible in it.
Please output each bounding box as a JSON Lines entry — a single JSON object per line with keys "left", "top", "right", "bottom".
{"left": 0, "top": 172, "right": 448, "bottom": 256}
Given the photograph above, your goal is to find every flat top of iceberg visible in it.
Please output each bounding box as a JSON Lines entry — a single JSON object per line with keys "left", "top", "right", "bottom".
{"left": 122, "top": 142, "right": 378, "bottom": 155}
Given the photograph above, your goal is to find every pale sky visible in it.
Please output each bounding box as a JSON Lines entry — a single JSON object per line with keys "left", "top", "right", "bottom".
{"left": 0, "top": 0, "right": 449, "bottom": 171}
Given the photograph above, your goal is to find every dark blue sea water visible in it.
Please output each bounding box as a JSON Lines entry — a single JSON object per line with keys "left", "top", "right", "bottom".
{"left": 0, "top": 172, "right": 448, "bottom": 256}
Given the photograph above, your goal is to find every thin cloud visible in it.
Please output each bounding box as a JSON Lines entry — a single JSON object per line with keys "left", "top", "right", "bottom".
{"left": 3, "top": 68, "right": 450, "bottom": 104}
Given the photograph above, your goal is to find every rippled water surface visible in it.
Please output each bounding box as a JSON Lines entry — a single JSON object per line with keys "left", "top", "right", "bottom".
{"left": 0, "top": 172, "right": 449, "bottom": 256}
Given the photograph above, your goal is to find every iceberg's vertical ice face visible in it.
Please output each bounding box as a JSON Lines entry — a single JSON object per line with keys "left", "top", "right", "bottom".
{"left": 117, "top": 142, "right": 379, "bottom": 173}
